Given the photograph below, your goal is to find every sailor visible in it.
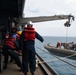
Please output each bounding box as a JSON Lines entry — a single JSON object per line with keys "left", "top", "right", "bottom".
{"left": 16, "top": 30, "right": 22, "bottom": 56}
{"left": 10, "top": 27, "right": 21, "bottom": 62}
{"left": 11, "top": 27, "right": 17, "bottom": 34}
{"left": 16, "top": 26, "right": 22, "bottom": 40}
{"left": 56, "top": 41, "right": 61, "bottom": 48}
{"left": 5, "top": 31, "right": 9, "bottom": 39}
{"left": 19, "top": 21, "right": 44, "bottom": 75}
{"left": 16, "top": 31, "right": 22, "bottom": 40}
{"left": 2, "top": 34, "right": 22, "bottom": 70}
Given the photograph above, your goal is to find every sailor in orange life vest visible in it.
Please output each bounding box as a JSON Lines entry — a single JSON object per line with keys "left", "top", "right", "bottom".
{"left": 56, "top": 41, "right": 61, "bottom": 48}
{"left": 10, "top": 27, "right": 21, "bottom": 62}
{"left": 5, "top": 31, "right": 9, "bottom": 39}
{"left": 2, "top": 34, "right": 22, "bottom": 70}
{"left": 19, "top": 21, "right": 44, "bottom": 75}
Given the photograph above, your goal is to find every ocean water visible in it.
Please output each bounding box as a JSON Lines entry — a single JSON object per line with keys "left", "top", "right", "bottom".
{"left": 35, "top": 36, "right": 76, "bottom": 75}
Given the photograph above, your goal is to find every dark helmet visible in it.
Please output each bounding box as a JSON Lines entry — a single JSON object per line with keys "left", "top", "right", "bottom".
{"left": 11, "top": 27, "right": 17, "bottom": 33}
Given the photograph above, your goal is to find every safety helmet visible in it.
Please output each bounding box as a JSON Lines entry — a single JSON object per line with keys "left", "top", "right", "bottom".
{"left": 27, "top": 21, "right": 33, "bottom": 26}
{"left": 11, "top": 34, "right": 16, "bottom": 38}
{"left": 11, "top": 27, "right": 17, "bottom": 33}
{"left": 17, "top": 26, "right": 22, "bottom": 31}
{"left": 16, "top": 31, "right": 22, "bottom": 35}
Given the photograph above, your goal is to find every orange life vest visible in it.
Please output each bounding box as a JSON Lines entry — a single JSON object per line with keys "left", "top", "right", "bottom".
{"left": 4, "top": 37, "right": 16, "bottom": 49}
{"left": 16, "top": 34, "right": 20, "bottom": 39}
{"left": 23, "top": 27, "right": 36, "bottom": 41}
{"left": 57, "top": 42, "right": 60, "bottom": 47}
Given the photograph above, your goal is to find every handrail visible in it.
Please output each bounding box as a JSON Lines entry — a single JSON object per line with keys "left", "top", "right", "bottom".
{"left": 36, "top": 53, "right": 57, "bottom": 75}
{"left": 36, "top": 46, "right": 76, "bottom": 68}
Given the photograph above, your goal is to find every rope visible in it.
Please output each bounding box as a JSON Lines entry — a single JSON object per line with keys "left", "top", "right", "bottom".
{"left": 39, "top": 54, "right": 76, "bottom": 64}
{"left": 36, "top": 46, "right": 76, "bottom": 68}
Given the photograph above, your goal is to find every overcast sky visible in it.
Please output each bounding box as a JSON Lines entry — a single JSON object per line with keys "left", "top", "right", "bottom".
{"left": 23, "top": 0, "right": 76, "bottom": 37}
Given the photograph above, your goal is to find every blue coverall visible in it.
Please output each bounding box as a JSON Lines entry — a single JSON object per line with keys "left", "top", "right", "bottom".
{"left": 19, "top": 31, "right": 44, "bottom": 73}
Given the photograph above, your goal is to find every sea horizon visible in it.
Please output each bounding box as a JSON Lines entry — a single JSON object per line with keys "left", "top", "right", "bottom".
{"left": 42, "top": 35, "right": 76, "bottom": 37}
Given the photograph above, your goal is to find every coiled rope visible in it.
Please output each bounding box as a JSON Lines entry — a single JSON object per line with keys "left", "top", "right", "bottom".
{"left": 36, "top": 46, "right": 76, "bottom": 68}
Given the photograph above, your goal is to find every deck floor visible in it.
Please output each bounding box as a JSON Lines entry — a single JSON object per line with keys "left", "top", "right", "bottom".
{"left": 0, "top": 55, "right": 45, "bottom": 75}
{"left": 0, "top": 62, "right": 41, "bottom": 75}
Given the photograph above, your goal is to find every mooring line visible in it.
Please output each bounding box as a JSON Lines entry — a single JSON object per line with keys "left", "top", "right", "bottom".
{"left": 36, "top": 46, "right": 76, "bottom": 68}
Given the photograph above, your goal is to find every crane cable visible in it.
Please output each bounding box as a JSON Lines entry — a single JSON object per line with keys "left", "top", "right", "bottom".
{"left": 66, "top": 27, "right": 68, "bottom": 43}
{"left": 64, "top": 16, "right": 73, "bottom": 43}
{"left": 36, "top": 46, "right": 76, "bottom": 68}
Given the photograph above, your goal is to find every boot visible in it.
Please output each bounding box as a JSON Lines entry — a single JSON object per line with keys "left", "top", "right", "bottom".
{"left": 10, "top": 58, "right": 14, "bottom": 63}
{"left": 24, "top": 72, "right": 27, "bottom": 75}
{"left": 3, "top": 65, "right": 7, "bottom": 69}
{"left": 19, "top": 68, "right": 22, "bottom": 72}
{"left": 19, "top": 66, "right": 23, "bottom": 72}
{"left": 31, "top": 72, "right": 34, "bottom": 75}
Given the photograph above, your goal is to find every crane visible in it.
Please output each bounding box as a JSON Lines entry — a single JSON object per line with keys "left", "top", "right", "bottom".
{"left": 18, "top": 14, "right": 74, "bottom": 26}
{"left": 17, "top": 14, "right": 75, "bottom": 43}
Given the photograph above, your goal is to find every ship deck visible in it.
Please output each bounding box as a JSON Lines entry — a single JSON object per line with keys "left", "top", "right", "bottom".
{"left": 0, "top": 54, "right": 56, "bottom": 75}
{"left": 0, "top": 62, "right": 43, "bottom": 75}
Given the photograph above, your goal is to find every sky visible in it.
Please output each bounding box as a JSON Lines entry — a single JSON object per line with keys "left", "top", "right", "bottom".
{"left": 23, "top": 0, "right": 76, "bottom": 37}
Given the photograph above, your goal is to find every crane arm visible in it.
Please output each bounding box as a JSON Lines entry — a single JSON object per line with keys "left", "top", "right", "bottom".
{"left": 18, "top": 14, "right": 74, "bottom": 24}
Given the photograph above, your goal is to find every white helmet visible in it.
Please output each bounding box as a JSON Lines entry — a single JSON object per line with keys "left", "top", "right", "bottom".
{"left": 27, "top": 21, "right": 33, "bottom": 26}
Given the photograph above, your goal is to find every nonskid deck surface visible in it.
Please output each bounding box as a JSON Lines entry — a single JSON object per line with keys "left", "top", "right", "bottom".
{"left": 0, "top": 55, "right": 46, "bottom": 75}
{"left": 0, "top": 54, "right": 55, "bottom": 75}
{"left": 0, "top": 62, "right": 40, "bottom": 75}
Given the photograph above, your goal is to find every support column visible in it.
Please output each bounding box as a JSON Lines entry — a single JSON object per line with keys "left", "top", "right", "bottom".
{"left": 0, "top": 29, "right": 2, "bottom": 73}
